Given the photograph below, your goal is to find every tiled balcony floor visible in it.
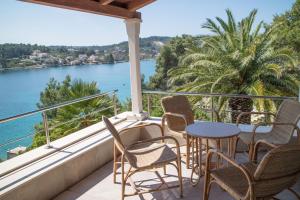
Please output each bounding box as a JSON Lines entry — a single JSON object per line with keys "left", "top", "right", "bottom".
{"left": 54, "top": 150, "right": 300, "bottom": 200}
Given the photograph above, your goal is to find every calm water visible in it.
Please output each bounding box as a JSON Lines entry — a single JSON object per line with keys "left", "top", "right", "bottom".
{"left": 0, "top": 60, "right": 156, "bottom": 160}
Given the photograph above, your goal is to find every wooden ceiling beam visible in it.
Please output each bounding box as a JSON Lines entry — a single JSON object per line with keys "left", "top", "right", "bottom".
{"left": 127, "top": 0, "right": 155, "bottom": 11}
{"left": 99, "top": 0, "right": 114, "bottom": 5}
{"left": 20, "top": 0, "right": 141, "bottom": 19}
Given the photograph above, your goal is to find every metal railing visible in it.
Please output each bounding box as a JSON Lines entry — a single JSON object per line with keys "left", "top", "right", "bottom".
{"left": 0, "top": 89, "right": 118, "bottom": 151}
{"left": 143, "top": 90, "right": 298, "bottom": 123}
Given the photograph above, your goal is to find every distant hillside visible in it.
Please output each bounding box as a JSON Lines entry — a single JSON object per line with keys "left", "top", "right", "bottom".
{"left": 0, "top": 36, "right": 172, "bottom": 69}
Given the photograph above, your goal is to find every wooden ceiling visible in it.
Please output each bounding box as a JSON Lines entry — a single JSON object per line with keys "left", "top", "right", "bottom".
{"left": 21, "top": 0, "right": 156, "bottom": 19}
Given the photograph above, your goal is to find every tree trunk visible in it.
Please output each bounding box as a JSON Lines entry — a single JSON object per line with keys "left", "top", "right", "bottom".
{"left": 228, "top": 96, "right": 253, "bottom": 124}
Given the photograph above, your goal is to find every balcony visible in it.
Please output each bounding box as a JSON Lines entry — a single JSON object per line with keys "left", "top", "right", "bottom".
{"left": 2, "top": 1, "right": 300, "bottom": 199}
{"left": 0, "top": 91, "right": 299, "bottom": 200}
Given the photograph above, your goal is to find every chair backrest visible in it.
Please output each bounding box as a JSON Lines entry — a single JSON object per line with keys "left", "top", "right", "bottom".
{"left": 271, "top": 99, "right": 300, "bottom": 142}
{"left": 102, "top": 116, "right": 125, "bottom": 153}
{"left": 161, "top": 95, "right": 194, "bottom": 131}
{"left": 253, "top": 145, "right": 300, "bottom": 197}
{"left": 254, "top": 145, "right": 300, "bottom": 180}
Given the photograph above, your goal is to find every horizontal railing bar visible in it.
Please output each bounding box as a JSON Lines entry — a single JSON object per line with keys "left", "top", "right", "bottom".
{"left": 143, "top": 90, "right": 297, "bottom": 100}
{"left": 48, "top": 106, "right": 114, "bottom": 130}
{"left": 0, "top": 90, "right": 118, "bottom": 124}
{"left": 0, "top": 132, "right": 37, "bottom": 148}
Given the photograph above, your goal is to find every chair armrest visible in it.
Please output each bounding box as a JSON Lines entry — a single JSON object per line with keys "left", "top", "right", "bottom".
{"left": 206, "top": 150, "right": 254, "bottom": 198}
{"left": 162, "top": 112, "right": 187, "bottom": 128}
{"left": 252, "top": 139, "right": 276, "bottom": 162}
{"left": 206, "top": 150, "right": 242, "bottom": 171}
{"left": 236, "top": 112, "right": 276, "bottom": 125}
{"left": 125, "top": 136, "right": 181, "bottom": 156}
{"left": 250, "top": 122, "right": 300, "bottom": 144}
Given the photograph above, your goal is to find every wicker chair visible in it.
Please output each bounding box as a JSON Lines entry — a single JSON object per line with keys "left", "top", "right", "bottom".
{"left": 204, "top": 140, "right": 300, "bottom": 200}
{"left": 235, "top": 99, "right": 300, "bottom": 158}
{"left": 102, "top": 116, "right": 183, "bottom": 200}
{"left": 161, "top": 95, "right": 195, "bottom": 168}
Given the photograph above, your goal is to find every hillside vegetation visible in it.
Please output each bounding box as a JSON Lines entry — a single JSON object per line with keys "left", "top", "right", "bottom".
{"left": 0, "top": 36, "right": 171, "bottom": 69}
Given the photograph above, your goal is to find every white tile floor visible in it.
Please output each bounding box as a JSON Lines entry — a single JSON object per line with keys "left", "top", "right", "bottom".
{"left": 54, "top": 150, "right": 300, "bottom": 200}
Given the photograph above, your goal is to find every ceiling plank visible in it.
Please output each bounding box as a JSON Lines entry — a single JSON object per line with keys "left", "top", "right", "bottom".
{"left": 20, "top": 0, "right": 141, "bottom": 19}
{"left": 127, "top": 0, "right": 155, "bottom": 11}
{"left": 99, "top": 0, "right": 114, "bottom": 5}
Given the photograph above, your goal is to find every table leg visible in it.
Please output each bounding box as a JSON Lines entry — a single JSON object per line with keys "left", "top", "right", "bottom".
{"left": 191, "top": 136, "right": 195, "bottom": 169}
{"left": 232, "top": 136, "right": 238, "bottom": 159}
{"left": 216, "top": 139, "right": 221, "bottom": 168}
{"left": 196, "top": 137, "right": 199, "bottom": 166}
{"left": 190, "top": 137, "right": 202, "bottom": 186}
{"left": 199, "top": 138, "right": 202, "bottom": 176}
{"left": 227, "top": 138, "right": 232, "bottom": 167}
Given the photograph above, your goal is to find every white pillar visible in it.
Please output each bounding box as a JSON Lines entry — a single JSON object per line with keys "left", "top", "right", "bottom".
{"left": 125, "top": 18, "right": 146, "bottom": 119}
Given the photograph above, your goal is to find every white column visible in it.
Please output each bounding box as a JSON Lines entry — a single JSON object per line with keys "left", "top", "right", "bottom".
{"left": 125, "top": 18, "right": 146, "bottom": 119}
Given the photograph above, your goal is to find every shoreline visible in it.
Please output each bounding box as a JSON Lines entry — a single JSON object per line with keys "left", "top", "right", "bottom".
{"left": 0, "top": 58, "right": 155, "bottom": 72}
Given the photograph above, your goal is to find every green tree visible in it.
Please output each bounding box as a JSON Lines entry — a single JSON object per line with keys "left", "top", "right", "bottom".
{"left": 31, "top": 76, "right": 115, "bottom": 148}
{"left": 148, "top": 35, "right": 199, "bottom": 90}
{"left": 104, "top": 53, "right": 115, "bottom": 64}
{"left": 169, "top": 9, "right": 299, "bottom": 122}
{"left": 271, "top": 0, "right": 300, "bottom": 56}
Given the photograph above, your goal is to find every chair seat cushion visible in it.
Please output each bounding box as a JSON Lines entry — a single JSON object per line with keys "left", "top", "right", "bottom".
{"left": 210, "top": 162, "right": 257, "bottom": 199}
{"left": 127, "top": 142, "right": 177, "bottom": 169}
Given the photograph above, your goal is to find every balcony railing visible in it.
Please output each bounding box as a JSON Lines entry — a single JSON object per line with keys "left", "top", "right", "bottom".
{"left": 0, "top": 89, "right": 118, "bottom": 161}
{"left": 143, "top": 90, "right": 298, "bottom": 124}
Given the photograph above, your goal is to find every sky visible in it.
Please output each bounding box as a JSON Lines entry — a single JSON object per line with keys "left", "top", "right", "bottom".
{"left": 0, "top": 0, "right": 295, "bottom": 46}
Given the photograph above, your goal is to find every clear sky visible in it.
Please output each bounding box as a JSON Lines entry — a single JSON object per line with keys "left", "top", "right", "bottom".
{"left": 0, "top": 0, "right": 295, "bottom": 46}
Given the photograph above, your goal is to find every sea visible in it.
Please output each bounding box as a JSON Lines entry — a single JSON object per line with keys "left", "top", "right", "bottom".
{"left": 0, "top": 59, "right": 156, "bottom": 160}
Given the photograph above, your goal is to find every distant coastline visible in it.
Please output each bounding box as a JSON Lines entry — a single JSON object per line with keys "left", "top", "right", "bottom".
{"left": 0, "top": 58, "right": 155, "bottom": 72}
{"left": 0, "top": 36, "right": 170, "bottom": 72}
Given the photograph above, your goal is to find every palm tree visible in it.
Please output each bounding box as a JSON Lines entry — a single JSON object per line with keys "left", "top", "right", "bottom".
{"left": 49, "top": 79, "right": 113, "bottom": 139}
{"left": 31, "top": 77, "right": 114, "bottom": 148}
{"left": 169, "top": 9, "right": 299, "bottom": 123}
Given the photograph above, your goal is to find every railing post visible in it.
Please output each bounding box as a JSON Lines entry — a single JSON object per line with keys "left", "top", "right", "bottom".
{"left": 42, "top": 111, "right": 51, "bottom": 148}
{"left": 211, "top": 96, "right": 214, "bottom": 122}
{"left": 147, "top": 95, "right": 151, "bottom": 116}
{"left": 112, "top": 91, "right": 118, "bottom": 118}
{"left": 299, "top": 87, "right": 300, "bottom": 102}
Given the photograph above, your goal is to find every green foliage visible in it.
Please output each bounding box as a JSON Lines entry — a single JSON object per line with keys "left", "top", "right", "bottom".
{"left": 0, "top": 36, "right": 170, "bottom": 69}
{"left": 154, "top": 9, "right": 299, "bottom": 120}
{"left": 104, "top": 53, "right": 115, "bottom": 64}
{"left": 31, "top": 76, "right": 115, "bottom": 148}
{"left": 148, "top": 35, "right": 200, "bottom": 90}
{"left": 271, "top": 0, "right": 300, "bottom": 55}
{"left": 0, "top": 44, "right": 49, "bottom": 68}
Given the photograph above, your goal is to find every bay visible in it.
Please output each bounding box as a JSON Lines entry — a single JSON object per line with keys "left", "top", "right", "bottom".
{"left": 0, "top": 59, "right": 156, "bottom": 160}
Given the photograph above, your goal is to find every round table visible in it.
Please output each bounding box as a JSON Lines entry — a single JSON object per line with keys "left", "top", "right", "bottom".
{"left": 185, "top": 122, "right": 240, "bottom": 186}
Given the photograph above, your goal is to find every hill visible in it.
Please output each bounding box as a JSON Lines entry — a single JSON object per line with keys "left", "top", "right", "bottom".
{"left": 0, "top": 36, "right": 171, "bottom": 69}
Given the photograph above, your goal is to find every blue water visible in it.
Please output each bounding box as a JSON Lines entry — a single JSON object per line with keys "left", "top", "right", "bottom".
{"left": 0, "top": 60, "right": 156, "bottom": 160}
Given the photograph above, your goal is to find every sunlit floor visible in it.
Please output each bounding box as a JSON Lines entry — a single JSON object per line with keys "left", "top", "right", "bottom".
{"left": 54, "top": 149, "right": 300, "bottom": 200}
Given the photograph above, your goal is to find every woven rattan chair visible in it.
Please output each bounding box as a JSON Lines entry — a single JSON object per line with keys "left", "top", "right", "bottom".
{"left": 161, "top": 95, "right": 195, "bottom": 168}
{"left": 235, "top": 99, "right": 300, "bottom": 158}
{"left": 204, "top": 140, "right": 300, "bottom": 200}
{"left": 102, "top": 116, "right": 183, "bottom": 200}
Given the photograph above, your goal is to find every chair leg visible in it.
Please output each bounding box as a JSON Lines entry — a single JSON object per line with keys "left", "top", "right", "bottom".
{"left": 121, "top": 156, "right": 125, "bottom": 200}
{"left": 177, "top": 157, "right": 183, "bottom": 198}
{"left": 113, "top": 143, "right": 118, "bottom": 183}
{"left": 163, "top": 165, "right": 167, "bottom": 175}
{"left": 186, "top": 135, "right": 191, "bottom": 169}
{"left": 249, "top": 143, "right": 254, "bottom": 160}
{"left": 203, "top": 175, "right": 211, "bottom": 200}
